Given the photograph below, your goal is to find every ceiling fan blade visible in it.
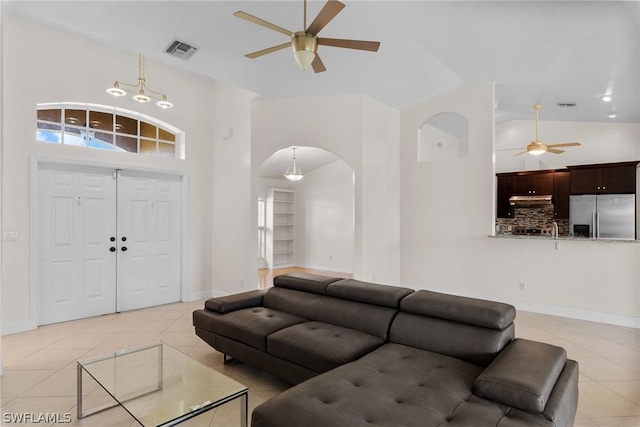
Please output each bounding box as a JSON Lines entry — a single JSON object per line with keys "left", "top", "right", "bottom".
{"left": 513, "top": 151, "right": 528, "bottom": 157}
{"left": 311, "top": 54, "right": 327, "bottom": 73}
{"left": 306, "top": 0, "right": 345, "bottom": 36}
{"left": 234, "top": 11, "right": 293, "bottom": 37}
{"left": 245, "top": 42, "right": 291, "bottom": 59}
{"left": 547, "top": 142, "right": 581, "bottom": 148}
{"left": 547, "top": 148, "right": 565, "bottom": 154}
{"left": 318, "top": 38, "right": 380, "bottom": 51}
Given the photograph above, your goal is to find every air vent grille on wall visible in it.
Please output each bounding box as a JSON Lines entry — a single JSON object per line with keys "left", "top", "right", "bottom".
{"left": 557, "top": 103, "right": 577, "bottom": 107}
{"left": 165, "top": 40, "right": 198, "bottom": 60}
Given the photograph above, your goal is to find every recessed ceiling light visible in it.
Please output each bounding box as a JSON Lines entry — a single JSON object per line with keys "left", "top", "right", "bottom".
{"left": 607, "top": 112, "right": 617, "bottom": 118}
{"left": 602, "top": 95, "right": 613, "bottom": 102}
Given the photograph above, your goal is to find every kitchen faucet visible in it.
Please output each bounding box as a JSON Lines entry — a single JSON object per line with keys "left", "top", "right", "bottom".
{"left": 552, "top": 221, "right": 558, "bottom": 240}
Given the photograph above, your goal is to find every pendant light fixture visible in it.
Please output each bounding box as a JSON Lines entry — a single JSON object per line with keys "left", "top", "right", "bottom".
{"left": 284, "top": 147, "right": 303, "bottom": 181}
{"left": 106, "top": 53, "right": 173, "bottom": 109}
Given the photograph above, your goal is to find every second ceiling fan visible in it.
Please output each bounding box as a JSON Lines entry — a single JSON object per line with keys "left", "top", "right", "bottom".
{"left": 514, "top": 104, "right": 581, "bottom": 156}
{"left": 234, "top": 0, "right": 380, "bottom": 73}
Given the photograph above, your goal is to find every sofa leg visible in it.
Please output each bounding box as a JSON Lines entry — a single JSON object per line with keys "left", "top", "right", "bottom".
{"left": 223, "top": 354, "right": 236, "bottom": 364}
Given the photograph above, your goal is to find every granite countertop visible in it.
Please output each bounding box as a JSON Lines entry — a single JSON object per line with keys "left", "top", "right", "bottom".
{"left": 490, "top": 234, "right": 640, "bottom": 244}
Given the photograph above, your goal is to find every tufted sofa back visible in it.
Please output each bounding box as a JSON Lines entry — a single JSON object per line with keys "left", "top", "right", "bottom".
{"left": 390, "top": 290, "right": 516, "bottom": 367}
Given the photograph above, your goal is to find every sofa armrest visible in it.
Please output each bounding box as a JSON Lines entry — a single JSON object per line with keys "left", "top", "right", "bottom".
{"left": 474, "top": 338, "right": 567, "bottom": 413}
{"left": 543, "top": 359, "right": 579, "bottom": 423}
{"left": 204, "top": 289, "right": 266, "bottom": 314}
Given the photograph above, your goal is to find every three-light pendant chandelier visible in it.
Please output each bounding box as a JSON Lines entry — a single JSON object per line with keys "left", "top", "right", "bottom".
{"left": 106, "top": 53, "right": 173, "bottom": 109}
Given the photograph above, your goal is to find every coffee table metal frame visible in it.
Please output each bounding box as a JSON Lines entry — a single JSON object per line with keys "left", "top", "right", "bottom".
{"left": 77, "top": 341, "right": 248, "bottom": 427}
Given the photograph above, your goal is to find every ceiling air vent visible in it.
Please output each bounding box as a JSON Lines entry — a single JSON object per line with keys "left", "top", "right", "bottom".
{"left": 557, "top": 102, "right": 577, "bottom": 107}
{"left": 165, "top": 40, "right": 198, "bottom": 60}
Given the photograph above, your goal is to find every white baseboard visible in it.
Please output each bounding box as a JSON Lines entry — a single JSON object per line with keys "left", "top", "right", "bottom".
{"left": 508, "top": 300, "right": 640, "bottom": 329}
{"left": 2, "top": 319, "right": 36, "bottom": 336}
{"left": 186, "top": 290, "right": 216, "bottom": 302}
{"left": 297, "top": 264, "right": 353, "bottom": 275}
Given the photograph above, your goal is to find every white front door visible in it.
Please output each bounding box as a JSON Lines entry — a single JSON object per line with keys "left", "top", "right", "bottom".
{"left": 37, "top": 163, "right": 118, "bottom": 325}
{"left": 116, "top": 170, "right": 182, "bottom": 311}
{"left": 37, "top": 164, "right": 182, "bottom": 325}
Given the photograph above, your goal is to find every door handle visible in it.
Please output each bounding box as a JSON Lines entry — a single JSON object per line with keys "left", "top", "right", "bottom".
{"left": 110, "top": 247, "right": 116, "bottom": 252}
{"left": 110, "top": 237, "right": 116, "bottom": 242}
{"left": 121, "top": 246, "right": 128, "bottom": 252}
{"left": 122, "top": 237, "right": 127, "bottom": 242}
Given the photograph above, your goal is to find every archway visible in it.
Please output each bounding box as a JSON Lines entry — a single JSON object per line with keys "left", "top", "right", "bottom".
{"left": 257, "top": 146, "right": 355, "bottom": 284}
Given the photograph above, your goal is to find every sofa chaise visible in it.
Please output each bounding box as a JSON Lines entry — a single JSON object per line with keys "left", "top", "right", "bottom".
{"left": 193, "top": 272, "right": 579, "bottom": 427}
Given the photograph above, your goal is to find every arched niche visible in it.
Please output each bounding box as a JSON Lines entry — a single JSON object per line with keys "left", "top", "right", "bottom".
{"left": 417, "top": 112, "right": 469, "bottom": 163}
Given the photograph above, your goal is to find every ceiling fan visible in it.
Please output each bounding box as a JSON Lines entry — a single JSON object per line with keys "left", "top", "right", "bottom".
{"left": 233, "top": 0, "right": 380, "bottom": 73}
{"left": 513, "top": 104, "right": 581, "bottom": 156}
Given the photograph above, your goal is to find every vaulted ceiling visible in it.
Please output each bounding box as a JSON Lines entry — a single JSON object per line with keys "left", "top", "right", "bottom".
{"left": 6, "top": 1, "right": 639, "bottom": 124}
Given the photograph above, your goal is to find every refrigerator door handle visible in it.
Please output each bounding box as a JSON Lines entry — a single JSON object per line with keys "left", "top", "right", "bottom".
{"left": 595, "top": 212, "right": 599, "bottom": 239}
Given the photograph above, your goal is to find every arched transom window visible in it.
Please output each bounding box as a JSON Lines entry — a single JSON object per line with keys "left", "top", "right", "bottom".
{"left": 36, "top": 103, "right": 184, "bottom": 159}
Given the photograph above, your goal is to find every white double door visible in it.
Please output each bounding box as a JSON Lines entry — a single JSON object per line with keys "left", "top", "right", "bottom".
{"left": 37, "top": 163, "right": 182, "bottom": 325}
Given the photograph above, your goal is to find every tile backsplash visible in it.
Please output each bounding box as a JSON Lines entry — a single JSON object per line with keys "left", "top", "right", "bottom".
{"left": 496, "top": 205, "right": 569, "bottom": 235}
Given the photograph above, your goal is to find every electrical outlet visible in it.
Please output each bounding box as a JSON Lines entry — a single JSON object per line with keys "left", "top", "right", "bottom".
{"left": 519, "top": 282, "right": 526, "bottom": 291}
{"left": 2, "top": 231, "right": 17, "bottom": 241}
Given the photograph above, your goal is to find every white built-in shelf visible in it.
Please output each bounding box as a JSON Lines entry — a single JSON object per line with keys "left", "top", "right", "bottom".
{"left": 266, "top": 189, "right": 295, "bottom": 269}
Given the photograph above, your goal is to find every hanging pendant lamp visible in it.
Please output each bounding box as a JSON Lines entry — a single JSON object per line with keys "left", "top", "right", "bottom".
{"left": 284, "top": 148, "right": 303, "bottom": 181}
{"left": 106, "top": 53, "right": 173, "bottom": 109}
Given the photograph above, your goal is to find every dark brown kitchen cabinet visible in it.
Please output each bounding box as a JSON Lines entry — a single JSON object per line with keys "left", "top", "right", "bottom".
{"left": 568, "top": 162, "right": 638, "bottom": 194}
{"left": 496, "top": 175, "right": 513, "bottom": 218}
{"left": 553, "top": 171, "right": 570, "bottom": 218}
{"left": 512, "top": 172, "right": 554, "bottom": 196}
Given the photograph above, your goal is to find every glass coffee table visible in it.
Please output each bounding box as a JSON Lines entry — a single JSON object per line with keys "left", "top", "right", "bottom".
{"left": 77, "top": 342, "right": 248, "bottom": 426}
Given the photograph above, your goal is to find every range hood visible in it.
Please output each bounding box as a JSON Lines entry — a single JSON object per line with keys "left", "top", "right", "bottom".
{"left": 509, "top": 195, "right": 553, "bottom": 206}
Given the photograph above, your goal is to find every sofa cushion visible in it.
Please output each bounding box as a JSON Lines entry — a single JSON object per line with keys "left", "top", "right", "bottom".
{"left": 264, "top": 287, "right": 398, "bottom": 340}
{"left": 474, "top": 339, "right": 568, "bottom": 413}
{"left": 267, "top": 321, "right": 385, "bottom": 373}
{"left": 273, "top": 272, "right": 342, "bottom": 295}
{"left": 326, "top": 279, "right": 413, "bottom": 308}
{"left": 206, "top": 307, "right": 306, "bottom": 352}
{"left": 253, "top": 343, "right": 554, "bottom": 427}
{"left": 401, "top": 290, "right": 516, "bottom": 330}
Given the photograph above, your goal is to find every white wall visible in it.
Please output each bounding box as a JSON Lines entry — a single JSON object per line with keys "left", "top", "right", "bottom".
{"left": 401, "top": 82, "right": 640, "bottom": 327}
{"left": 210, "top": 81, "right": 258, "bottom": 296}
{"left": 294, "top": 160, "right": 354, "bottom": 273}
{"left": 251, "top": 94, "right": 401, "bottom": 285}
{"left": 1, "top": 14, "right": 255, "bottom": 332}
{"left": 496, "top": 120, "right": 640, "bottom": 173}
{"left": 0, "top": 0, "right": 4, "bottom": 371}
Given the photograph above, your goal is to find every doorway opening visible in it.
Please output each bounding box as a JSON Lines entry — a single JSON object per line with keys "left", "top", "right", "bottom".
{"left": 257, "top": 146, "right": 355, "bottom": 284}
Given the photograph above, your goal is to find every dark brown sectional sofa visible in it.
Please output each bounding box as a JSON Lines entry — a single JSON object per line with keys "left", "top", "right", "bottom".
{"left": 193, "top": 272, "right": 579, "bottom": 427}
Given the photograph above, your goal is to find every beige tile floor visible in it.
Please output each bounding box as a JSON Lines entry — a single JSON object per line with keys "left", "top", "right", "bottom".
{"left": 1, "top": 299, "right": 638, "bottom": 426}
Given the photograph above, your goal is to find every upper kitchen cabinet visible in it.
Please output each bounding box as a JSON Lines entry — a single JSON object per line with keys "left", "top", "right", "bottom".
{"left": 553, "top": 171, "right": 570, "bottom": 218}
{"left": 568, "top": 161, "right": 639, "bottom": 194}
{"left": 511, "top": 171, "right": 554, "bottom": 195}
{"left": 496, "top": 174, "right": 513, "bottom": 218}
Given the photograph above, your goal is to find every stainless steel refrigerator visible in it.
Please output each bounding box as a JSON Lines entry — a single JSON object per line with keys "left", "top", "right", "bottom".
{"left": 569, "top": 194, "right": 636, "bottom": 240}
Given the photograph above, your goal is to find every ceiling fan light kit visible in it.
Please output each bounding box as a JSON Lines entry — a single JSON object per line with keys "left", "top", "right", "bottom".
{"left": 513, "top": 104, "right": 581, "bottom": 157}
{"left": 292, "top": 32, "right": 318, "bottom": 70}
{"left": 234, "top": 0, "right": 380, "bottom": 73}
{"left": 106, "top": 53, "right": 173, "bottom": 109}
